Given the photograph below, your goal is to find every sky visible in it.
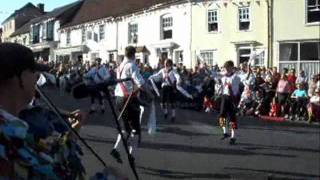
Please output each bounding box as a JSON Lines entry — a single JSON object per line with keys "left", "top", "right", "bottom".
{"left": 0, "top": 0, "right": 77, "bottom": 24}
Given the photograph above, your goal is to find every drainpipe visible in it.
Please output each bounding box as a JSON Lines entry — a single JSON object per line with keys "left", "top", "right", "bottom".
{"left": 267, "top": 0, "right": 274, "bottom": 68}
{"left": 189, "top": 0, "right": 193, "bottom": 69}
{"left": 116, "top": 18, "right": 119, "bottom": 61}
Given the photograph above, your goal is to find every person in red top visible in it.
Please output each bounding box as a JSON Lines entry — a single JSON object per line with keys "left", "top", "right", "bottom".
{"left": 287, "top": 68, "right": 297, "bottom": 93}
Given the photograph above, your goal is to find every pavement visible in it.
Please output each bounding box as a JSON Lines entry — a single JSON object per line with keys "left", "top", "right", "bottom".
{"left": 43, "top": 87, "right": 320, "bottom": 180}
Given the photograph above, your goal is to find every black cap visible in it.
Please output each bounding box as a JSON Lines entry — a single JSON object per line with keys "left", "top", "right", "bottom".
{"left": 0, "top": 43, "right": 50, "bottom": 81}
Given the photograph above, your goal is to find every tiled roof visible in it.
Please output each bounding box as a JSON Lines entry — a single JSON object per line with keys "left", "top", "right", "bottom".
{"left": 29, "top": 1, "right": 83, "bottom": 25}
{"left": 10, "top": 21, "right": 32, "bottom": 37}
{"left": 2, "top": 3, "right": 42, "bottom": 24}
{"left": 62, "top": 0, "right": 183, "bottom": 28}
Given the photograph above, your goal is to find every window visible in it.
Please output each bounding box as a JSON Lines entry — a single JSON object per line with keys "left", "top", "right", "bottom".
{"left": 279, "top": 43, "right": 298, "bottom": 61}
{"left": 94, "top": 32, "right": 98, "bottom": 42}
{"left": 66, "top": 31, "right": 71, "bottom": 45}
{"left": 238, "top": 48, "right": 251, "bottom": 64}
{"left": 87, "top": 31, "right": 92, "bottom": 40}
{"left": 175, "top": 51, "right": 183, "bottom": 63}
{"left": 300, "top": 42, "right": 320, "bottom": 60}
{"left": 42, "top": 23, "right": 46, "bottom": 40}
{"left": 254, "top": 50, "right": 265, "bottom": 67}
{"left": 307, "top": 0, "right": 320, "bottom": 23}
{"left": 99, "top": 25, "right": 105, "bottom": 40}
{"left": 23, "top": 37, "right": 27, "bottom": 45}
{"left": 161, "top": 16, "right": 173, "bottom": 39}
{"left": 280, "top": 42, "right": 320, "bottom": 61}
{"left": 208, "top": 10, "right": 218, "bottom": 32}
{"left": 128, "top": 23, "right": 138, "bottom": 44}
{"left": 200, "top": 50, "right": 215, "bottom": 66}
{"left": 81, "top": 29, "right": 86, "bottom": 43}
{"left": 239, "top": 7, "right": 250, "bottom": 30}
{"left": 32, "top": 25, "right": 40, "bottom": 44}
{"left": 46, "top": 21, "right": 54, "bottom": 41}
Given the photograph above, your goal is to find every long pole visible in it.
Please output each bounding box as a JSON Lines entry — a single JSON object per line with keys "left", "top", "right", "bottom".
{"left": 103, "top": 89, "right": 140, "bottom": 180}
{"left": 35, "top": 85, "right": 107, "bottom": 167}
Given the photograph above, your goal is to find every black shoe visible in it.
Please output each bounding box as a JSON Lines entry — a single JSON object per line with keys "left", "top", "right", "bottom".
{"left": 221, "top": 133, "right": 230, "bottom": 140}
{"left": 101, "top": 109, "right": 105, "bottom": 114}
{"left": 171, "top": 117, "right": 175, "bottom": 122}
{"left": 128, "top": 154, "right": 135, "bottom": 163}
{"left": 89, "top": 109, "right": 96, "bottom": 114}
{"left": 110, "top": 149, "right": 122, "bottom": 164}
{"left": 164, "top": 113, "right": 168, "bottom": 119}
{"left": 229, "top": 138, "right": 236, "bottom": 145}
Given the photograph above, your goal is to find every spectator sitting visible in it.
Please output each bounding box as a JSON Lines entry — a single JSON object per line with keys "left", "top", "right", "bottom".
{"left": 238, "top": 85, "right": 254, "bottom": 116}
{"left": 269, "top": 97, "right": 280, "bottom": 117}
{"left": 290, "top": 83, "right": 308, "bottom": 121}
{"left": 308, "top": 88, "right": 320, "bottom": 123}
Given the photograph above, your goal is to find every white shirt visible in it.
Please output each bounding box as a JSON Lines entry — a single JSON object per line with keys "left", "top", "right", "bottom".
{"left": 149, "top": 67, "right": 192, "bottom": 99}
{"left": 221, "top": 73, "right": 241, "bottom": 96}
{"left": 84, "top": 65, "right": 110, "bottom": 85}
{"left": 149, "top": 68, "right": 181, "bottom": 88}
{"left": 114, "top": 58, "right": 145, "bottom": 97}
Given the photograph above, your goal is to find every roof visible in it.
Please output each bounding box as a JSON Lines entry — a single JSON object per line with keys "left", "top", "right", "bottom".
{"left": 62, "top": 0, "right": 183, "bottom": 28}
{"left": 29, "top": 1, "right": 83, "bottom": 25}
{"left": 10, "top": 21, "right": 32, "bottom": 37}
{"left": 2, "top": 3, "right": 41, "bottom": 24}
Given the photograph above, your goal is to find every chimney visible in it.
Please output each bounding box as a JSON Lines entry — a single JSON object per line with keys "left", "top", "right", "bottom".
{"left": 37, "top": 3, "right": 44, "bottom": 13}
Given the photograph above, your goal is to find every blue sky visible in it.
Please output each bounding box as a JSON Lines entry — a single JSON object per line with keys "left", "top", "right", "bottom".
{"left": 0, "top": 0, "right": 77, "bottom": 24}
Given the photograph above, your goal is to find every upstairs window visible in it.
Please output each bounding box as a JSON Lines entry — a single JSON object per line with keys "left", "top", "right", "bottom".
{"left": 128, "top": 23, "right": 138, "bottom": 44}
{"left": 46, "top": 21, "right": 54, "bottom": 41}
{"left": 239, "top": 7, "right": 250, "bottom": 31}
{"left": 99, "top": 25, "right": 105, "bottom": 40}
{"left": 161, "top": 15, "right": 173, "bottom": 40}
{"left": 307, "top": 0, "right": 320, "bottom": 23}
{"left": 66, "top": 31, "right": 71, "bottom": 45}
{"left": 208, "top": 10, "right": 218, "bottom": 32}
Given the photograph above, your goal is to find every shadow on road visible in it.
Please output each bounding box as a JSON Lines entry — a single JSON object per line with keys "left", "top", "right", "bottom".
{"left": 138, "top": 166, "right": 231, "bottom": 179}
{"left": 225, "top": 167, "right": 320, "bottom": 179}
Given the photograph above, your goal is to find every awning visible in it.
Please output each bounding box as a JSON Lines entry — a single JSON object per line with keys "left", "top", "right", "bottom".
{"left": 150, "top": 41, "right": 178, "bottom": 49}
{"left": 230, "top": 40, "right": 262, "bottom": 46}
{"left": 136, "top": 46, "right": 150, "bottom": 54}
{"left": 32, "top": 47, "right": 50, "bottom": 53}
{"left": 54, "top": 45, "right": 89, "bottom": 55}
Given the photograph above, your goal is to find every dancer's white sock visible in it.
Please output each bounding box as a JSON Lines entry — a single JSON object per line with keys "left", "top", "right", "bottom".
{"left": 164, "top": 108, "right": 168, "bottom": 114}
{"left": 222, "top": 127, "right": 227, "bottom": 134}
{"left": 113, "top": 134, "right": 122, "bottom": 149}
{"left": 171, "top": 109, "right": 176, "bottom": 117}
{"left": 231, "top": 129, "right": 235, "bottom": 138}
{"left": 128, "top": 133, "right": 139, "bottom": 155}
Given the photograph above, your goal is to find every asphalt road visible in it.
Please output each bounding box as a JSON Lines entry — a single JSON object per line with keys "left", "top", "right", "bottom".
{"left": 44, "top": 87, "right": 320, "bottom": 180}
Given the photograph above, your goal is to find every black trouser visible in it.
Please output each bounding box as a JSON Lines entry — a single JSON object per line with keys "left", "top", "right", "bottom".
{"left": 161, "top": 86, "right": 176, "bottom": 108}
{"left": 116, "top": 96, "right": 141, "bottom": 135}
{"left": 87, "top": 85, "right": 103, "bottom": 105}
{"left": 219, "top": 95, "right": 237, "bottom": 129}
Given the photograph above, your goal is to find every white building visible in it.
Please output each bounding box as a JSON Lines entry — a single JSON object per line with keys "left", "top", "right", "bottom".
{"left": 29, "top": 1, "right": 82, "bottom": 62}
{"left": 58, "top": 0, "right": 192, "bottom": 68}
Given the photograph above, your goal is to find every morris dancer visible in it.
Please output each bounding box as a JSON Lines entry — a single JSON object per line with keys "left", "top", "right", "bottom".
{"left": 149, "top": 59, "right": 192, "bottom": 122}
{"left": 219, "top": 60, "right": 241, "bottom": 145}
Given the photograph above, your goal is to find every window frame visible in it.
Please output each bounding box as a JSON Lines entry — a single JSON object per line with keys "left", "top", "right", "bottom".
{"left": 128, "top": 23, "right": 138, "bottom": 44}
{"left": 305, "top": 0, "right": 320, "bottom": 25}
{"left": 238, "top": 6, "right": 251, "bottom": 31}
{"left": 200, "top": 50, "right": 216, "bottom": 66}
{"left": 161, "top": 15, "right": 173, "bottom": 40}
{"left": 99, "top": 24, "right": 105, "bottom": 40}
{"left": 207, "top": 9, "right": 219, "bottom": 33}
{"left": 66, "top": 30, "right": 71, "bottom": 45}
